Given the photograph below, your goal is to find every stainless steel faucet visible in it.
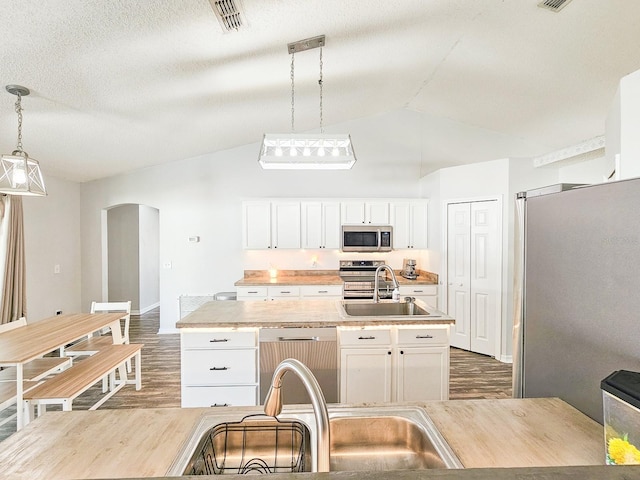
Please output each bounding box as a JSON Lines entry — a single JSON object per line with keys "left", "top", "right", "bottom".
{"left": 373, "top": 264, "right": 400, "bottom": 303}
{"left": 263, "top": 358, "right": 330, "bottom": 473}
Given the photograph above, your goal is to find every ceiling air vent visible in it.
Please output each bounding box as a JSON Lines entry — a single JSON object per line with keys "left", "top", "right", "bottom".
{"left": 537, "top": 0, "right": 573, "bottom": 12}
{"left": 209, "top": 0, "right": 246, "bottom": 32}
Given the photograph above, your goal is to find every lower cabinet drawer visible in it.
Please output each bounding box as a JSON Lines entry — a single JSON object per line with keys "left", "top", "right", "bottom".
{"left": 182, "top": 385, "right": 258, "bottom": 408}
{"left": 339, "top": 328, "right": 392, "bottom": 346}
{"left": 396, "top": 326, "right": 449, "bottom": 345}
{"left": 181, "top": 330, "right": 257, "bottom": 349}
{"left": 182, "top": 349, "right": 257, "bottom": 384}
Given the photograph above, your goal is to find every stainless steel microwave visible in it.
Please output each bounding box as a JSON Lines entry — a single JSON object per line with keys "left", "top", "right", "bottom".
{"left": 341, "top": 225, "right": 393, "bottom": 252}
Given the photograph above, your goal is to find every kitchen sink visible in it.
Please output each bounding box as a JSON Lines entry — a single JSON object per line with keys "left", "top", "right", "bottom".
{"left": 169, "top": 406, "right": 462, "bottom": 475}
{"left": 338, "top": 301, "right": 435, "bottom": 317}
{"left": 329, "top": 415, "right": 455, "bottom": 471}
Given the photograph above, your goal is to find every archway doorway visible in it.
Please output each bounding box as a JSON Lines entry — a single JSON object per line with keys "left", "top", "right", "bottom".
{"left": 105, "top": 204, "right": 160, "bottom": 315}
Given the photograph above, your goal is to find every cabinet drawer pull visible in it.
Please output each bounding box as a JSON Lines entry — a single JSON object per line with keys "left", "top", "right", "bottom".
{"left": 318, "top": 290, "right": 328, "bottom": 293}
{"left": 413, "top": 290, "right": 424, "bottom": 293}
{"left": 209, "top": 366, "right": 229, "bottom": 371}
{"left": 248, "top": 291, "right": 259, "bottom": 294}
{"left": 278, "top": 336, "right": 319, "bottom": 342}
{"left": 358, "top": 336, "right": 376, "bottom": 340}
{"left": 211, "top": 403, "right": 230, "bottom": 407}
{"left": 280, "top": 291, "right": 291, "bottom": 294}
{"left": 416, "top": 335, "right": 434, "bottom": 339}
{"left": 209, "top": 338, "right": 229, "bottom": 343}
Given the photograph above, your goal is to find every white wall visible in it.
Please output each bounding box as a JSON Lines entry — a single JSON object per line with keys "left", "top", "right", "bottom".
{"left": 139, "top": 205, "right": 159, "bottom": 313}
{"left": 22, "top": 176, "right": 82, "bottom": 321}
{"left": 81, "top": 109, "right": 429, "bottom": 333}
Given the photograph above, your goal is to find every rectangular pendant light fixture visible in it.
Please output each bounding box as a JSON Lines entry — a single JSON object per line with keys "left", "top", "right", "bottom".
{"left": 259, "top": 35, "right": 356, "bottom": 171}
{"left": 0, "top": 153, "right": 46, "bottom": 196}
{"left": 258, "top": 134, "right": 356, "bottom": 170}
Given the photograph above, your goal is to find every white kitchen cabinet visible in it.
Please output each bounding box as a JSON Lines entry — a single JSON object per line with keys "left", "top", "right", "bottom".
{"left": 180, "top": 329, "right": 259, "bottom": 407}
{"left": 398, "top": 285, "right": 438, "bottom": 309}
{"left": 341, "top": 201, "right": 390, "bottom": 225}
{"left": 241, "top": 201, "right": 300, "bottom": 249}
{"left": 340, "top": 347, "right": 392, "bottom": 404}
{"left": 271, "top": 201, "right": 301, "bottom": 249}
{"left": 236, "top": 286, "right": 268, "bottom": 301}
{"left": 446, "top": 200, "right": 500, "bottom": 356}
{"left": 301, "top": 201, "right": 341, "bottom": 249}
{"left": 390, "top": 200, "right": 428, "bottom": 249}
{"left": 267, "top": 286, "right": 301, "bottom": 300}
{"left": 338, "top": 325, "right": 449, "bottom": 403}
{"left": 395, "top": 326, "right": 449, "bottom": 402}
{"left": 299, "top": 285, "right": 343, "bottom": 299}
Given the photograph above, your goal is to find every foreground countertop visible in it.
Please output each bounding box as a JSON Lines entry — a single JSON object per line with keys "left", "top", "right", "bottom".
{"left": 176, "top": 299, "right": 454, "bottom": 328}
{"left": 0, "top": 398, "right": 606, "bottom": 480}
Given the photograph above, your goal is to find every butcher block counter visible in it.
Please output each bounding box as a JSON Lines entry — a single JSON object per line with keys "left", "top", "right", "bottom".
{"left": 0, "top": 398, "right": 615, "bottom": 480}
{"left": 234, "top": 269, "right": 439, "bottom": 286}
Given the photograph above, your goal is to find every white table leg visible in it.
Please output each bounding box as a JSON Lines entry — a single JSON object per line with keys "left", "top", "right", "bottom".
{"left": 108, "top": 319, "right": 127, "bottom": 382}
{"left": 135, "top": 351, "right": 142, "bottom": 390}
{"left": 16, "top": 364, "right": 24, "bottom": 430}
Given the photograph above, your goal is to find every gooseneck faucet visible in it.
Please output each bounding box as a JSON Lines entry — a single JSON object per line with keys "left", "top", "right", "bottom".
{"left": 264, "top": 358, "right": 330, "bottom": 473}
{"left": 373, "top": 264, "right": 400, "bottom": 303}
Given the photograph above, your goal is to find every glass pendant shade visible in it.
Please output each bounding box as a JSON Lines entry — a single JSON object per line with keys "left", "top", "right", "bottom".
{"left": 259, "top": 134, "right": 356, "bottom": 170}
{"left": 0, "top": 152, "right": 46, "bottom": 196}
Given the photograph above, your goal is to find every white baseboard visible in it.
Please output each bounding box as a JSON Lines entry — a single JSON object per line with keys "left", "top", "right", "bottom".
{"left": 158, "top": 327, "right": 180, "bottom": 335}
{"left": 132, "top": 302, "right": 160, "bottom": 315}
{"left": 499, "top": 354, "right": 513, "bottom": 364}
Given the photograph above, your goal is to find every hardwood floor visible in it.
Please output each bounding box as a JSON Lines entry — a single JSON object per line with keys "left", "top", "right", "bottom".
{"left": 0, "top": 308, "right": 512, "bottom": 443}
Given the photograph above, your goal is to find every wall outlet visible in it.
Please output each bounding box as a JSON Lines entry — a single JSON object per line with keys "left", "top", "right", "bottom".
{"left": 55, "top": 310, "right": 62, "bottom": 315}
{"left": 54, "top": 264, "right": 61, "bottom": 274}
{"left": 163, "top": 262, "right": 172, "bottom": 269}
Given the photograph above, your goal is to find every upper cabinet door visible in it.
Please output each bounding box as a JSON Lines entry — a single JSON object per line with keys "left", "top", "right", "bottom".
{"left": 341, "top": 201, "right": 367, "bottom": 224}
{"left": 391, "top": 202, "right": 411, "bottom": 249}
{"left": 322, "top": 202, "right": 341, "bottom": 249}
{"left": 271, "top": 201, "right": 301, "bottom": 249}
{"left": 341, "top": 201, "right": 390, "bottom": 224}
{"left": 390, "top": 200, "right": 428, "bottom": 249}
{"left": 242, "top": 201, "right": 272, "bottom": 249}
{"left": 301, "top": 201, "right": 341, "bottom": 249}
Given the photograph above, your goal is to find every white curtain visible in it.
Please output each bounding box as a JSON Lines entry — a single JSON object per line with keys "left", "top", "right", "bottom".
{"left": 0, "top": 195, "right": 27, "bottom": 324}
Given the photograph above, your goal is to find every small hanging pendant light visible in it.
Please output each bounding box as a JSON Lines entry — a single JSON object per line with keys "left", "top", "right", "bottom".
{"left": 0, "top": 85, "right": 46, "bottom": 196}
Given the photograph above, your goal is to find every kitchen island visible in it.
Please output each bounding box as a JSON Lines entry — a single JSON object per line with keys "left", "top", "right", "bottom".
{"left": 177, "top": 299, "right": 454, "bottom": 407}
{"left": 0, "top": 398, "right": 617, "bottom": 479}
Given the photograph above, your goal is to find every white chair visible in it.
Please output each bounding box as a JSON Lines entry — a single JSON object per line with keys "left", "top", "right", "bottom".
{"left": 65, "top": 301, "right": 132, "bottom": 371}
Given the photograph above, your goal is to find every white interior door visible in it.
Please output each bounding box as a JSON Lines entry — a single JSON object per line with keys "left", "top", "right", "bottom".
{"left": 447, "top": 200, "right": 500, "bottom": 356}
{"left": 469, "top": 201, "right": 499, "bottom": 356}
{"left": 447, "top": 203, "right": 471, "bottom": 349}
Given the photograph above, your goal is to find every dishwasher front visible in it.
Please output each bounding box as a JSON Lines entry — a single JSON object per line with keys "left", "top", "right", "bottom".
{"left": 259, "top": 327, "right": 338, "bottom": 404}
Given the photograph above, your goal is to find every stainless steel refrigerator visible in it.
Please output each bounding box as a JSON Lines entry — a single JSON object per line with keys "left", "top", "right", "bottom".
{"left": 512, "top": 178, "right": 640, "bottom": 423}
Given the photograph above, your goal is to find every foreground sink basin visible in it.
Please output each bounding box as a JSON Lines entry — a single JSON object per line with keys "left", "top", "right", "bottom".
{"left": 182, "top": 416, "right": 312, "bottom": 475}
{"left": 339, "top": 301, "right": 434, "bottom": 317}
{"left": 330, "top": 415, "right": 453, "bottom": 471}
{"left": 170, "top": 406, "right": 462, "bottom": 475}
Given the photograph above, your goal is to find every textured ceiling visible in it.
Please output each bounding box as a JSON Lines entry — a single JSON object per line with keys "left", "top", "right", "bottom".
{"left": 1, "top": 0, "right": 639, "bottom": 182}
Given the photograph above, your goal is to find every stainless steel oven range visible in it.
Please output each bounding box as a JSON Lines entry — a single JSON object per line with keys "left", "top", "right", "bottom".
{"left": 339, "top": 260, "right": 395, "bottom": 300}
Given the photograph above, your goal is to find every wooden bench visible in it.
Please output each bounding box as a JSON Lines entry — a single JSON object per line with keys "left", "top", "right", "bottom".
{"left": 0, "top": 381, "right": 40, "bottom": 428}
{"left": 23, "top": 343, "right": 143, "bottom": 424}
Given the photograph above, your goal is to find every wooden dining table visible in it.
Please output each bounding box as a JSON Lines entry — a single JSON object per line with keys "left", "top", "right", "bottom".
{"left": 0, "top": 312, "right": 126, "bottom": 430}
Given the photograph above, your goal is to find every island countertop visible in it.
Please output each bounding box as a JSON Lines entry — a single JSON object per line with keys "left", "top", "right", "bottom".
{"left": 0, "top": 398, "right": 607, "bottom": 480}
{"left": 175, "top": 299, "right": 454, "bottom": 328}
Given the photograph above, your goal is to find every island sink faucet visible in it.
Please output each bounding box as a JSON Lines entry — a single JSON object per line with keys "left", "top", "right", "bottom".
{"left": 373, "top": 264, "right": 400, "bottom": 303}
{"left": 263, "top": 358, "right": 330, "bottom": 472}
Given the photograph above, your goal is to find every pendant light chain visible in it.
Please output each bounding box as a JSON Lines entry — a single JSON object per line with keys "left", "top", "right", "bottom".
{"left": 290, "top": 52, "right": 295, "bottom": 133}
{"left": 14, "top": 92, "right": 24, "bottom": 154}
{"left": 319, "top": 47, "right": 324, "bottom": 134}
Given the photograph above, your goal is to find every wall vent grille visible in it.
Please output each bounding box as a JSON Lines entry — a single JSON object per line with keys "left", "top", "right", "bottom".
{"left": 209, "top": 0, "right": 246, "bottom": 32}
{"left": 537, "top": 0, "right": 573, "bottom": 12}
